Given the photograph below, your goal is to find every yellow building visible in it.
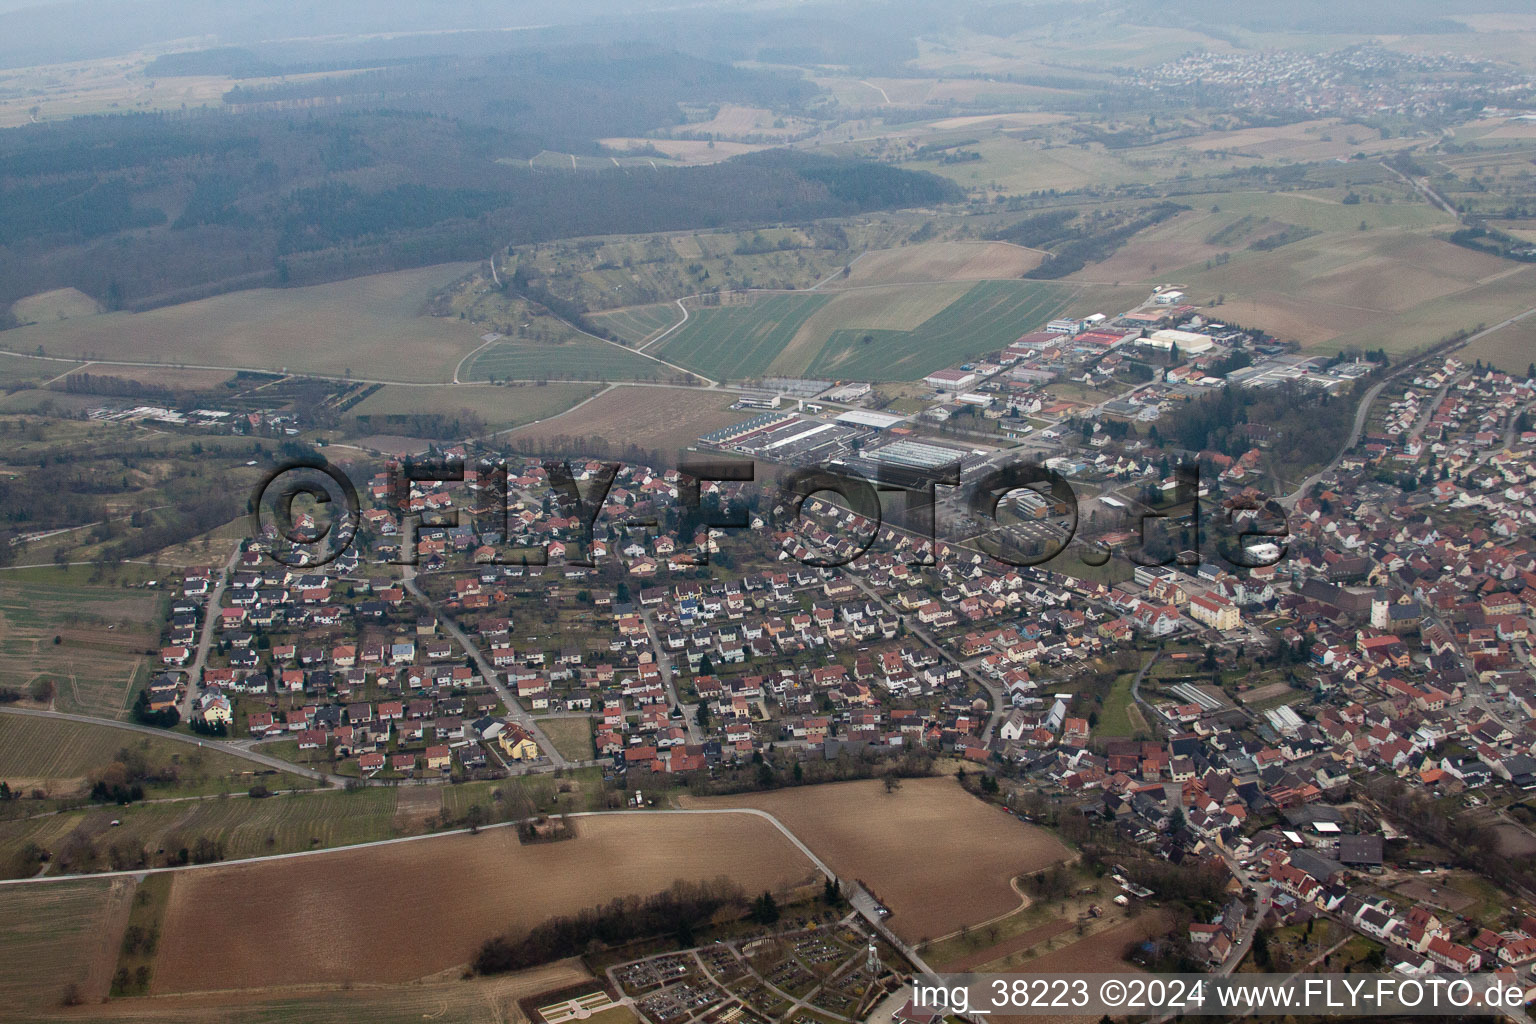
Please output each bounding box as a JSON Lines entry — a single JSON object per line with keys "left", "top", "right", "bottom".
{"left": 498, "top": 724, "right": 540, "bottom": 761}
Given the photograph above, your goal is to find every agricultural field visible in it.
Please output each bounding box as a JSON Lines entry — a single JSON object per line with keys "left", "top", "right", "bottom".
{"left": 0, "top": 53, "right": 360, "bottom": 127}
{"left": 685, "top": 777, "right": 1072, "bottom": 944}
{"left": 0, "top": 715, "right": 314, "bottom": 799}
{"left": 151, "top": 812, "right": 818, "bottom": 991}
{"left": 588, "top": 303, "right": 683, "bottom": 346}
{"left": 0, "top": 264, "right": 482, "bottom": 383}
{"left": 1138, "top": 118, "right": 1411, "bottom": 165}
{"left": 0, "top": 877, "right": 134, "bottom": 1011}
{"left": 0, "top": 568, "right": 163, "bottom": 719}
{"left": 668, "top": 102, "right": 818, "bottom": 141}
{"left": 653, "top": 294, "right": 831, "bottom": 380}
{"left": 805, "top": 280, "right": 1075, "bottom": 381}
{"left": 0, "top": 786, "right": 401, "bottom": 877}
{"left": 30, "top": 958, "right": 597, "bottom": 1024}
{"left": 1178, "top": 227, "right": 1532, "bottom": 351}
{"left": 1461, "top": 313, "right": 1536, "bottom": 374}
{"left": 463, "top": 337, "right": 670, "bottom": 382}
{"left": 826, "top": 242, "right": 1045, "bottom": 288}
{"left": 9, "top": 287, "right": 102, "bottom": 324}
{"left": 904, "top": 136, "right": 1146, "bottom": 196}
{"left": 346, "top": 383, "right": 600, "bottom": 433}
{"left": 766, "top": 283, "right": 972, "bottom": 376}
{"left": 508, "top": 385, "right": 747, "bottom": 454}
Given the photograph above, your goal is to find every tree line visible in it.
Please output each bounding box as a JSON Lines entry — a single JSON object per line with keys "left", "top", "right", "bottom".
{"left": 473, "top": 877, "right": 747, "bottom": 974}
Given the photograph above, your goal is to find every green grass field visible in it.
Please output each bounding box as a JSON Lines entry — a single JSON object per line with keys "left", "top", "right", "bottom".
{"left": 0, "top": 352, "right": 82, "bottom": 386}
{"left": 464, "top": 337, "right": 667, "bottom": 382}
{"left": 0, "top": 786, "right": 400, "bottom": 877}
{"left": 347, "top": 382, "right": 599, "bottom": 431}
{"left": 1095, "top": 671, "right": 1142, "bottom": 738}
{"left": 536, "top": 717, "right": 596, "bottom": 761}
{"left": 807, "top": 280, "right": 1073, "bottom": 380}
{"left": 589, "top": 303, "right": 683, "bottom": 345}
{"left": 0, "top": 264, "right": 483, "bottom": 383}
{"left": 653, "top": 293, "right": 831, "bottom": 380}
{"left": 0, "top": 716, "right": 315, "bottom": 798}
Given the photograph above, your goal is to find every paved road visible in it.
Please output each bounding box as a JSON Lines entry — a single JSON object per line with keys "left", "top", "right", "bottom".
{"left": 638, "top": 606, "right": 701, "bottom": 744}
{"left": 1128, "top": 651, "right": 1160, "bottom": 719}
{"left": 401, "top": 565, "right": 570, "bottom": 768}
{"left": 1280, "top": 376, "right": 1389, "bottom": 509}
{"left": 1281, "top": 306, "right": 1536, "bottom": 509}
{"left": 180, "top": 542, "right": 244, "bottom": 720}
{"left": 0, "top": 705, "right": 350, "bottom": 786}
{"left": 844, "top": 574, "right": 1005, "bottom": 740}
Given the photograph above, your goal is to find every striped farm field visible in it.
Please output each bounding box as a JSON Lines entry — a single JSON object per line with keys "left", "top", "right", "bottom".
{"left": 0, "top": 877, "right": 132, "bottom": 1010}
{"left": 806, "top": 280, "right": 1074, "bottom": 380}
{"left": 589, "top": 303, "right": 682, "bottom": 345}
{"left": 765, "top": 282, "right": 971, "bottom": 376}
{"left": 652, "top": 293, "right": 830, "bottom": 380}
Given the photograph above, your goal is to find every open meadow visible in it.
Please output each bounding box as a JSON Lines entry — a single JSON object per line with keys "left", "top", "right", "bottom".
{"left": 535, "top": 716, "right": 596, "bottom": 761}
{"left": 826, "top": 242, "right": 1045, "bottom": 288}
{"left": 0, "top": 351, "right": 83, "bottom": 387}
{"left": 0, "top": 786, "right": 400, "bottom": 879}
{"left": 347, "top": 383, "right": 600, "bottom": 433}
{"left": 150, "top": 812, "right": 819, "bottom": 991}
{"left": 0, "top": 714, "right": 314, "bottom": 800}
{"left": 507, "top": 385, "right": 747, "bottom": 454}
{"left": 9, "top": 287, "right": 102, "bottom": 324}
{"left": 685, "top": 777, "right": 1072, "bottom": 944}
{"left": 0, "top": 264, "right": 482, "bottom": 383}
{"left": 1461, "top": 313, "right": 1536, "bottom": 373}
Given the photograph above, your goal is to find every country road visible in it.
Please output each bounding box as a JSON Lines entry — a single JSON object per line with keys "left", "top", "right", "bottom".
{"left": 180, "top": 542, "right": 243, "bottom": 721}
{"left": 0, "top": 806, "right": 834, "bottom": 888}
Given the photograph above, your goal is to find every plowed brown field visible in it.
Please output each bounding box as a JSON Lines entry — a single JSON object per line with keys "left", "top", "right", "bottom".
{"left": 685, "top": 777, "right": 1072, "bottom": 943}
{"left": 152, "top": 813, "right": 817, "bottom": 992}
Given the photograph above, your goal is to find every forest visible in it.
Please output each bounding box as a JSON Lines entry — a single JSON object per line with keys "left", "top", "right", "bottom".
{"left": 0, "top": 46, "right": 955, "bottom": 313}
